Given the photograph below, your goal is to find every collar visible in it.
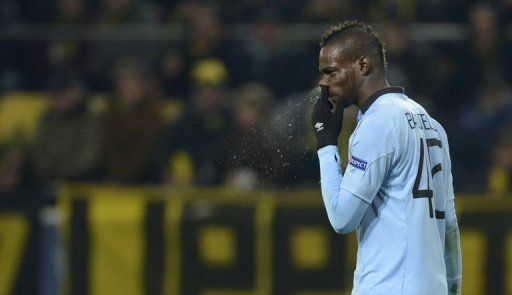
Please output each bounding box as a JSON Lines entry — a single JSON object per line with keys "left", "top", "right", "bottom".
{"left": 359, "top": 86, "right": 405, "bottom": 114}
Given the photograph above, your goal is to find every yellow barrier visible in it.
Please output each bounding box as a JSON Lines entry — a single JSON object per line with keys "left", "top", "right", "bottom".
{"left": 0, "top": 92, "right": 50, "bottom": 143}
{"left": 0, "top": 214, "right": 29, "bottom": 295}
{"left": 2, "top": 185, "right": 511, "bottom": 295}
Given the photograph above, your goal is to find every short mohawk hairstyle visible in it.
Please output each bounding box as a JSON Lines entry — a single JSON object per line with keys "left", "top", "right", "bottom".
{"left": 320, "top": 20, "right": 387, "bottom": 72}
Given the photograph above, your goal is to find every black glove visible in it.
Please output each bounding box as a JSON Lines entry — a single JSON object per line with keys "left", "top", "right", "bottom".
{"left": 310, "top": 86, "right": 344, "bottom": 150}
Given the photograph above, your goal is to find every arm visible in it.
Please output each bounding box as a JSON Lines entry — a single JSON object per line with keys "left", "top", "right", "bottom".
{"left": 318, "top": 146, "right": 369, "bottom": 234}
{"left": 445, "top": 198, "right": 462, "bottom": 295}
{"left": 439, "top": 124, "right": 462, "bottom": 294}
{"left": 310, "top": 87, "right": 391, "bottom": 234}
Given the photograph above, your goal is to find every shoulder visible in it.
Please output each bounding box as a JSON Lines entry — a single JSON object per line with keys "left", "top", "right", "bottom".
{"left": 429, "top": 117, "right": 451, "bottom": 151}
{"left": 355, "top": 95, "right": 424, "bottom": 152}
{"left": 360, "top": 94, "right": 411, "bottom": 130}
{"left": 429, "top": 117, "right": 447, "bottom": 136}
{"left": 350, "top": 99, "right": 403, "bottom": 156}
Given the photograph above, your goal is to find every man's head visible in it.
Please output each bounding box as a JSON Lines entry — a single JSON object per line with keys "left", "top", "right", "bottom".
{"left": 318, "top": 20, "right": 387, "bottom": 106}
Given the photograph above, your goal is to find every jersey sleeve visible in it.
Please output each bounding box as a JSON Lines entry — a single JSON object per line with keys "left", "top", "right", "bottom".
{"left": 340, "top": 115, "right": 397, "bottom": 203}
{"left": 439, "top": 125, "right": 456, "bottom": 202}
{"left": 444, "top": 199, "right": 462, "bottom": 294}
{"left": 317, "top": 146, "right": 371, "bottom": 234}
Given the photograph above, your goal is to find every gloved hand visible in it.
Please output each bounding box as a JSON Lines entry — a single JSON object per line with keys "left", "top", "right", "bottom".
{"left": 310, "top": 86, "right": 344, "bottom": 150}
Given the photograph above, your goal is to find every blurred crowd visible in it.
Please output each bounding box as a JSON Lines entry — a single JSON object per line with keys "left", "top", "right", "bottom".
{"left": 1, "top": 0, "right": 512, "bottom": 200}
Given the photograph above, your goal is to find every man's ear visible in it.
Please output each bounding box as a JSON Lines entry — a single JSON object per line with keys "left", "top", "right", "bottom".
{"left": 358, "top": 56, "right": 370, "bottom": 76}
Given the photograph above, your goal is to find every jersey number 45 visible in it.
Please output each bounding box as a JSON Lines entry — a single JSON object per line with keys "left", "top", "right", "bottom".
{"left": 413, "top": 137, "right": 443, "bottom": 219}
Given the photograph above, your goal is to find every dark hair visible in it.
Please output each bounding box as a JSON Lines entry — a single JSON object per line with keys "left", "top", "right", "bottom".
{"left": 320, "top": 20, "right": 387, "bottom": 72}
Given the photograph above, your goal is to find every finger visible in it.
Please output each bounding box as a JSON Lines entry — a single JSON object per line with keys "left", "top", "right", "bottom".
{"left": 319, "top": 86, "right": 334, "bottom": 111}
{"left": 306, "top": 87, "right": 322, "bottom": 103}
{"left": 319, "top": 86, "right": 330, "bottom": 104}
{"left": 311, "top": 102, "right": 323, "bottom": 125}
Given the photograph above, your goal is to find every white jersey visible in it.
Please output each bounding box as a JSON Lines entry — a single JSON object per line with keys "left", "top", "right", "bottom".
{"left": 340, "top": 87, "right": 453, "bottom": 294}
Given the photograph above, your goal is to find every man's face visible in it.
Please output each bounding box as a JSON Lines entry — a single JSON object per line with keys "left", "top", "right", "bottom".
{"left": 318, "top": 44, "right": 359, "bottom": 105}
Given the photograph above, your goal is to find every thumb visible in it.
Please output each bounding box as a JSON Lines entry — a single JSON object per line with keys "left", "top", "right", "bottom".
{"left": 334, "top": 97, "right": 346, "bottom": 116}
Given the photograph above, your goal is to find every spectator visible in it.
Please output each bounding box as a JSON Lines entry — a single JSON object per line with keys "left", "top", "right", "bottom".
{"left": 101, "top": 57, "right": 164, "bottom": 183}
{"left": 95, "top": 0, "right": 159, "bottom": 23}
{"left": 54, "top": 0, "right": 90, "bottom": 23}
{"left": 220, "top": 0, "right": 274, "bottom": 22}
{"left": 174, "top": 2, "right": 253, "bottom": 87}
{"left": 416, "top": 0, "right": 467, "bottom": 22}
{"left": 244, "top": 10, "right": 316, "bottom": 97}
{"left": 42, "top": 0, "right": 91, "bottom": 84}
{"left": 222, "top": 82, "right": 274, "bottom": 189}
{"left": 499, "top": 0, "right": 512, "bottom": 23}
{"left": 366, "top": 0, "right": 416, "bottom": 22}
{"left": 378, "top": 22, "right": 446, "bottom": 122}
{"left": 32, "top": 77, "right": 102, "bottom": 182}
{"left": 1, "top": 0, "right": 25, "bottom": 23}
{"left": 164, "top": 58, "right": 232, "bottom": 186}
{"left": 0, "top": 146, "right": 39, "bottom": 200}
{"left": 158, "top": 47, "right": 190, "bottom": 99}
{"left": 455, "top": 3, "right": 512, "bottom": 109}
{"left": 487, "top": 122, "right": 512, "bottom": 195}
{"left": 1, "top": 0, "right": 511, "bottom": 194}
{"left": 451, "top": 77, "right": 512, "bottom": 191}
{"left": 422, "top": 47, "right": 459, "bottom": 122}
{"left": 183, "top": 3, "right": 226, "bottom": 60}
{"left": 379, "top": 22, "right": 426, "bottom": 94}
{"left": 301, "top": 0, "right": 354, "bottom": 22}
{"left": 88, "top": 0, "right": 161, "bottom": 89}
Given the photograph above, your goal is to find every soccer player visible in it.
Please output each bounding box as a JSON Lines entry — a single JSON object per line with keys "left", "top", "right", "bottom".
{"left": 310, "top": 21, "right": 462, "bottom": 294}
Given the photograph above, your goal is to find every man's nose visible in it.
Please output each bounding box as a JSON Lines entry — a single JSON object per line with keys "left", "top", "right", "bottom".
{"left": 318, "top": 76, "right": 329, "bottom": 87}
